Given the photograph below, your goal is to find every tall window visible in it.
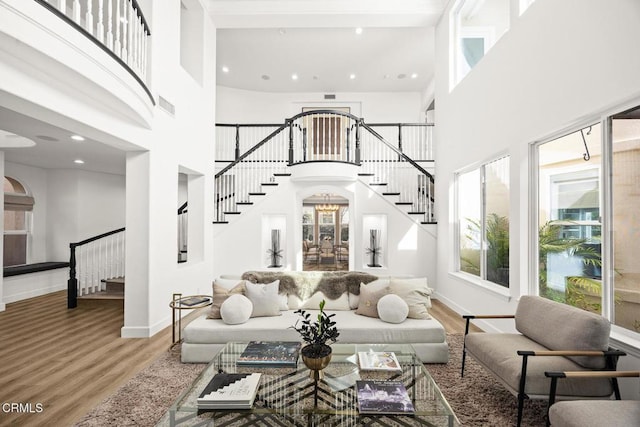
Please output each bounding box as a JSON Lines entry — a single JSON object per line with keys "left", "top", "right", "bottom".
{"left": 611, "top": 106, "right": 640, "bottom": 334}
{"left": 450, "top": 0, "right": 510, "bottom": 87}
{"left": 302, "top": 206, "right": 315, "bottom": 242}
{"left": 457, "top": 156, "right": 510, "bottom": 287}
{"left": 537, "top": 124, "right": 603, "bottom": 311}
{"left": 4, "top": 176, "right": 33, "bottom": 266}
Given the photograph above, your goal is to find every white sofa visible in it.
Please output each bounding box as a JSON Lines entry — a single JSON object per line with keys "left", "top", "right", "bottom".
{"left": 181, "top": 271, "right": 449, "bottom": 364}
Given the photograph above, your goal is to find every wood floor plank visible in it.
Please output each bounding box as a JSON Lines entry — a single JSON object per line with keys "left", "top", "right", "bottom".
{"left": 0, "top": 291, "right": 470, "bottom": 427}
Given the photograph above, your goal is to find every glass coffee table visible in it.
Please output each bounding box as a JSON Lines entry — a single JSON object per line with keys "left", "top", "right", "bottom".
{"left": 167, "top": 342, "right": 459, "bottom": 426}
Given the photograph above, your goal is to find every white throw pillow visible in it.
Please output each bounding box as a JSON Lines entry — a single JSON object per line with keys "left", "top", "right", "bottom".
{"left": 302, "top": 291, "right": 351, "bottom": 310}
{"left": 377, "top": 294, "right": 409, "bottom": 324}
{"left": 389, "top": 277, "right": 433, "bottom": 319}
{"left": 348, "top": 279, "right": 390, "bottom": 309}
{"left": 220, "top": 294, "right": 252, "bottom": 324}
{"left": 245, "top": 280, "right": 282, "bottom": 317}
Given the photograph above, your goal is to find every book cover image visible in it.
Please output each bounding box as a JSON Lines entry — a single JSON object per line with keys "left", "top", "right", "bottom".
{"left": 197, "top": 372, "right": 262, "bottom": 410}
{"left": 356, "top": 380, "right": 415, "bottom": 415}
{"left": 358, "top": 351, "right": 402, "bottom": 371}
{"left": 237, "top": 341, "right": 301, "bottom": 367}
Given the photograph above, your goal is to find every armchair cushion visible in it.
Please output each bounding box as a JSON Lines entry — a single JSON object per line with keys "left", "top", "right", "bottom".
{"left": 465, "top": 333, "right": 613, "bottom": 397}
{"left": 515, "top": 296, "right": 611, "bottom": 369}
{"left": 549, "top": 400, "right": 640, "bottom": 427}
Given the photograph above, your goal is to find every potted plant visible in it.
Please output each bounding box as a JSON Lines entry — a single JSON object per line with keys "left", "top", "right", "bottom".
{"left": 291, "top": 299, "right": 339, "bottom": 379}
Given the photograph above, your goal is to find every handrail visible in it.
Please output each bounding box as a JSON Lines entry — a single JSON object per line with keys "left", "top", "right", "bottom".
{"left": 68, "top": 227, "right": 125, "bottom": 308}
{"left": 214, "top": 110, "right": 435, "bottom": 223}
{"left": 215, "top": 123, "right": 288, "bottom": 178}
{"left": 360, "top": 123, "right": 434, "bottom": 181}
{"left": 70, "top": 227, "right": 126, "bottom": 248}
{"left": 178, "top": 201, "right": 188, "bottom": 214}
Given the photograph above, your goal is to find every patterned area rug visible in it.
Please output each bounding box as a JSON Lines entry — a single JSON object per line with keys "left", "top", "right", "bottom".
{"left": 75, "top": 334, "right": 547, "bottom": 426}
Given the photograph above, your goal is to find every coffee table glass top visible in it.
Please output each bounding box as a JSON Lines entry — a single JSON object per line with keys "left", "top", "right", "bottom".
{"left": 168, "top": 342, "right": 459, "bottom": 426}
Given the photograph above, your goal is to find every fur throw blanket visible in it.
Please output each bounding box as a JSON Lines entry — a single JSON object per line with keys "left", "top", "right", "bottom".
{"left": 241, "top": 271, "right": 378, "bottom": 301}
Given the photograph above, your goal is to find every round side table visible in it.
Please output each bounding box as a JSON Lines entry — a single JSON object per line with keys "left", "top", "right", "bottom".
{"left": 169, "top": 294, "right": 212, "bottom": 344}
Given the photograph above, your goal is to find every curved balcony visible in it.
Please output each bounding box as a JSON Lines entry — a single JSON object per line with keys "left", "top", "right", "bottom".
{"left": 0, "top": 0, "right": 154, "bottom": 127}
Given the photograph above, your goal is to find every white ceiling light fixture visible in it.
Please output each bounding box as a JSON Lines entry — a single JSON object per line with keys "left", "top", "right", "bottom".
{"left": 74, "top": 159, "right": 85, "bottom": 164}
{"left": 355, "top": 27, "right": 363, "bottom": 35}
{"left": 291, "top": 73, "right": 299, "bottom": 80}
{"left": 221, "top": 66, "right": 230, "bottom": 73}
{"left": 71, "top": 135, "right": 85, "bottom": 141}
{"left": 411, "top": 73, "right": 418, "bottom": 79}
{"left": 349, "top": 73, "right": 356, "bottom": 80}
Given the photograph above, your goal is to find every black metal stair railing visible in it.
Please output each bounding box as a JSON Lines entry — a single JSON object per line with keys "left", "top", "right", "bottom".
{"left": 68, "top": 227, "right": 125, "bottom": 308}
{"left": 214, "top": 110, "right": 435, "bottom": 223}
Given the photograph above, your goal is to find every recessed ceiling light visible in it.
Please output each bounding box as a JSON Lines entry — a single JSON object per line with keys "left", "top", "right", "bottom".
{"left": 261, "top": 74, "right": 270, "bottom": 80}
{"left": 349, "top": 74, "right": 356, "bottom": 80}
{"left": 411, "top": 73, "right": 418, "bottom": 79}
{"left": 74, "top": 159, "right": 85, "bottom": 164}
{"left": 278, "top": 28, "right": 286, "bottom": 35}
{"left": 221, "top": 66, "right": 229, "bottom": 73}
{"left": 397, "top": 73, "right": 407, "bottom": 79}
{"left": 313, "top": 75, "right": 319, "bottom": 80}
{"left": 355, "top": 27, "right": 363, "bottom": 35}
{"left": 291, "top": 73, "right": 298, "bottom": 80}
{"left": 383, "top": 74, "right": 390, "bottom": 79}
{"left": 71, "top": 135, "right": 85, "bottom": 141}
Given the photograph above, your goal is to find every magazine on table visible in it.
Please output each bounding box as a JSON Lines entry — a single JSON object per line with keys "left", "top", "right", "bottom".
{"left": 356, "top": 379, "right": 415, "bottom": 415}
{"left": 197, "top": 372, "right": 261, "bottom": 410}
{"left": 237, "top": 341, "right": 301, "bottom": 367}
{"left": 358, "top": 350, "right": 402, "bottom": 371}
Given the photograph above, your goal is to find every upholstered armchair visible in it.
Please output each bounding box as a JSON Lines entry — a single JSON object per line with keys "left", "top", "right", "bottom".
{"left": 545, "top": 370, "right": 640, "bottom": 427}
{"left": 334, "top": 243, "right": 348, "bottom": 261}
{"left": 303, "top": 241, "right": 320, "bottom": 263}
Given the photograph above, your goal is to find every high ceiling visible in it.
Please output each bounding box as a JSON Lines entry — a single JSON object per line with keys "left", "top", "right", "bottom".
{"left": 1, "top": 1, "right": 445, "bottom": 175}
{"left": 211, "top": 0, "right": 444, "bottom": 93}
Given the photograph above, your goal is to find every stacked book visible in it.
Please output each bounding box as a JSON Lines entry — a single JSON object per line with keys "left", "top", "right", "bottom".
{"left": 357, "top": 351, "right": 402, "bottom": 371}
{"left": 356, "top": 379, "right": 415, "bottom": 415}
{"left": 236, "top": 341, "right": 301, "bottom": 367}
{"left": 197, "top": 372, "right": 262, "bottom": 410}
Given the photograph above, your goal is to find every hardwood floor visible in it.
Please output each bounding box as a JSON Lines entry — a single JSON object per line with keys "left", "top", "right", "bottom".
{"left": 0, "top": 291, "right": 474, "bottom": 426}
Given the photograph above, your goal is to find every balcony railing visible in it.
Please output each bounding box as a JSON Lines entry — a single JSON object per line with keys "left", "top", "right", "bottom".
{"left": 36, "top": 0, "right": 152, "bottom": 102}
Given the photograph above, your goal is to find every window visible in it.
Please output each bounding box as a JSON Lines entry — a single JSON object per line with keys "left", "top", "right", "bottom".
{"left": 456, "top": 156, "right": 510, "bottom": 287}
{"left": 536, "top": 124, "right": 603, "bottom": 312}
{"left": 302, "top": 206, "right": 315, "bottom": 243}
{"left": 450, "top": 0, "right": 510, "bottom": 87}
{"left": 4, "top": 176, "right": 33, "bottom": 266}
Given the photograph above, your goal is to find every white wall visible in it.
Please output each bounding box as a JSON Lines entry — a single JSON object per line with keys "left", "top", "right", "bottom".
{"left": 0, "top": 0, "right": 217, "bottom": 332}
{"left": 435, "top": 0, "right": 640, "bottom": 397}
{"left": 216, "top": 86, "right": 424, "bottom": 123}
{"left": 212, "top": 173, "right": 437, "bottom": 284}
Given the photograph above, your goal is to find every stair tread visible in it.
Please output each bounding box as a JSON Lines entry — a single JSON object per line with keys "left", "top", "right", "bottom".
{"left": 408, "top": 211, "right": 426, "bottom": 214}
{"left": 223, "top": 211, "right": 241, "bottom": 214}
{"left": 249, "top": 192, "right": 267, "bottom": 196}
{"left": 78, "top": 290, "right": 124, "bottom": 300}
{"left": 273, "top": 173, "right": 292, "bottom": 176}
{"left": 382, "top": 192, "right": 401, "bottom": 196}
{"left": 421, "top": 221, "right": 437, "bottom": 225}
{"left": 358, "top": 173, "right": 375, "bottom": 176}
{"left": 370, "top": 183, "right": 388, "bottom": 186}
{"left": 236, "top": 202, "right": 253, "bottom": 205}
{"left": 213, "top": 221, "right": 229, "bottom": 224}
{"left": 261, "top": 183, "right": 278, "bottom": 186}
{"left": 395, "top": 202, "right": 413, "bottom": 205}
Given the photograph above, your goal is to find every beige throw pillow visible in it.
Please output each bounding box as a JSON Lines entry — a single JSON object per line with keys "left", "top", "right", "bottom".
{"left": 389, "top": 277, "right": 432, "bottom": 319}
{"left": 355, "top": 283, "right": 390, "bottom": 318}
{"left": 207, "top": 281, "right": 246, "bottom": 319}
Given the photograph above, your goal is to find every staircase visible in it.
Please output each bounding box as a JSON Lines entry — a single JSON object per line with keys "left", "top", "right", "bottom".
{"left": 77, "top": 277, "right": 124, "bottom": 306}
{"left": 214, "top": 110, "right": 435, "bottom": 225}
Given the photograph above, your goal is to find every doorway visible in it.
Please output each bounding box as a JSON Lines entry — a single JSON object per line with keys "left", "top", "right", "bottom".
{"left": 302, "top": 193, "right": 349, "bottom": 271}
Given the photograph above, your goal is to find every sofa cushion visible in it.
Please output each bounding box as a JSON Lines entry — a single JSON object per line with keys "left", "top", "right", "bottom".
{"left": 549, "top": 400, "right": 640, "bottom": 427}
{"left": 184, "top": 310, "right": 447, "bottom": 347}
{"left": 465, "top": 333, "right": 614, "bottom": 397}
{"left": 220, "top": 294, "right": 252, "bottom": 325}
{"left": 356, "top": 283, "right": 390, "bottom": 318}
{"left": 207, "top": 281, "right": 245, "bottom": 319}
{"left": 245, "top": 281, "right": 281, "bottom": 318}
{"left": 515, "top": 296, "right": 610, "bottom": 368}
{"left": 302, "top": 291, "right": 350, "bottom": 310}
{"left": 389, "top": 277, "right": 432, "bottom": 319}
{"left": 377, "top": 294, "right": 409, "bottom": 324}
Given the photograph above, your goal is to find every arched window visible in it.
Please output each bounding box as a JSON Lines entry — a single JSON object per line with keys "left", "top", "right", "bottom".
{"left": 4, "top": 176, "right": 34, "bottom": 266}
